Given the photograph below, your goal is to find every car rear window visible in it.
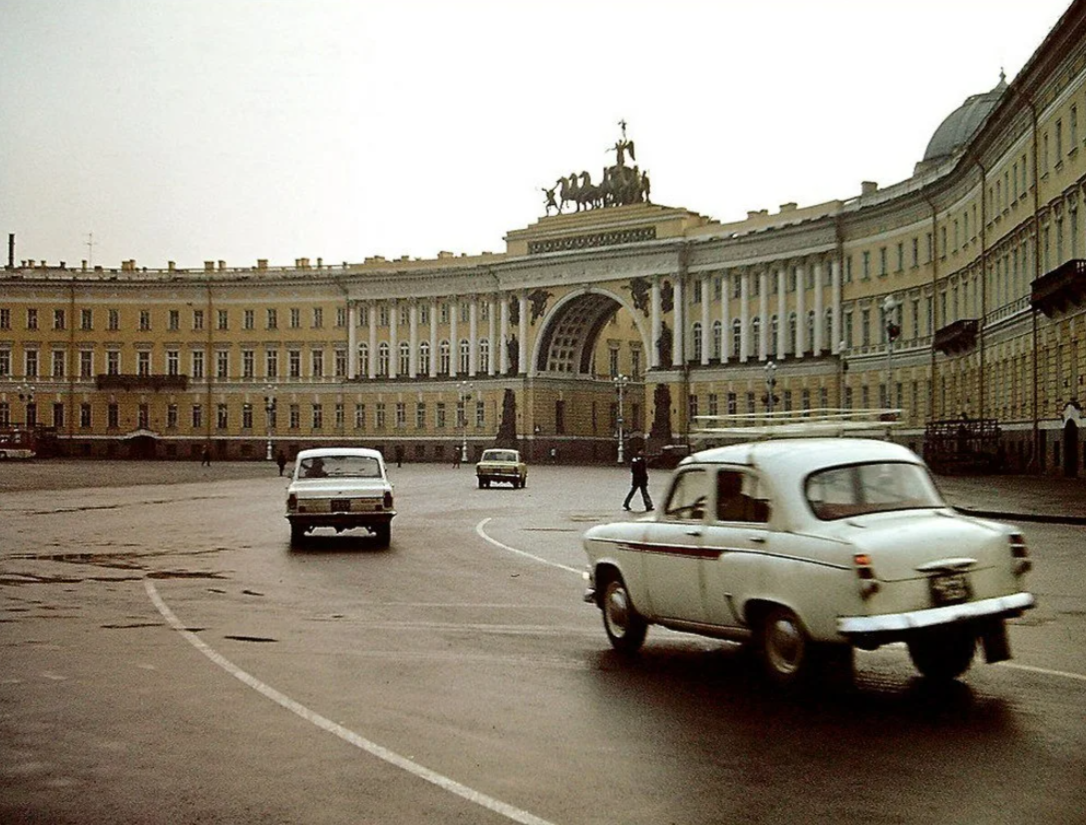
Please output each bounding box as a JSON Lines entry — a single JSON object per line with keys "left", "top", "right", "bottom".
{"left": 299, "top": 455, "right": 382, "bottom": 479}
{"left": 805, "top": 461, "right": 943, "bottom": 520}
{"left": 482, "top": 451, "right": 518, "bottom": 462}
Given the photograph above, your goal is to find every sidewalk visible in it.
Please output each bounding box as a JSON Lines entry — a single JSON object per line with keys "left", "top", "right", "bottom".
{"left": 936, "top": 474, "right": 1086, "bottom": 525}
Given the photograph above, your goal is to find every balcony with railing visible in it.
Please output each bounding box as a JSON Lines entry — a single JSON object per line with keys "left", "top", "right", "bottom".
{"left": 1031, "top": 259, "right": 1086, "bottom": 318}
{"left": 933, "top": 319, "right": 979, "bottom": 355}
{"left": 96, "top": 374, "right": 189, "bottom": 391}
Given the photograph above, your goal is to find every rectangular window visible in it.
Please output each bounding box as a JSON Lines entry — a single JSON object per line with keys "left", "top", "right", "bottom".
{"left": 267, "top": 308, "right": 277, "bottom": 330}
{"left": 266, "top": 350, "right": 278, "bottom": 379}
{"left": 395, "top": 402, "right": 406, "bottom": 428}
{"left": 334, "top": 349, "right": 347, "bottom": 378}
{"left": 242, "top": 349, "right": 255, "bottom": 379}
{"left": 140, "top": 310, "right": 151, "bottom": 331}
{"left": 168, "top": 309, "right": 180, "bottom": 330}
{"left": 555, "top": 400, "right": 566, "bottom": 435}
{"left": 313, "top": 307, "right": 323, "bottom": 328}
{"left": 244, "top": 309, "right": 255, "bottom": 330}
{"left": 376, "top": 402, "right": 386, "bottom": 429}
{"left": 137, "top": 351, "right": 151, "bottom": 376}
{"left": 289, "top": 404, "right": 300, "bottom": 429}
{"left": 0, "top": 308, "right": 10, "bottom": 330}
{"left": 311, "top": 349, "right": 324, "bottom": 378}
{"left": 166, "top": 404, "right": 178, "bottom": 429}
{"left": 193, "top": 309, "right": 204, "bottom": 331}
{"left": 27, "top": 308, "right": 38, "bottom": 330}
{"left": 53, "top": 402, "right": 64, "bottom": 429}
{"left": 192, "top": 404, "right": 202, "bottom": 429}
{"left": 290, "top": 308, "right": 301, "bottom": 329}
{"left": 80, "top": 350, "right": 93, "bottom": 378}
{"left": 475, "top": 400, "right": 485, "bottom": 428}
{"left": 137, "top": 403, "right": 149, "bottom": 430}
{"left": 355, "top": 403, "right": 366, "bottom": 429}
{"left": 312, "top": 403, "right": 323, "bottom": 430}
{"left": 216, "top": 350, "right": 229, "bottom": 379}
{"left": 862, "top": 251, "right": 870, "bottom": 280}
{"left": 217, "top": 403, "right": 228, "bottom": 429}
{"left": 416, "top": 402, "right": 426, "bottom": 429}
{"left": 52, "top": 350, "right": 66, "bottom": 377}
{"left": 53, "top": 309, "right": 66, "bottom": 330}
{"left": 289, "top": 350, "right": 301, "bottom": 378}
{"left": 81, "top": 402, "right": 92, "bottom": 428}
{"left": 336, "top": 307, "right": 347, "bottom": 328}
{"left": 217, "top": 309, "right": 229, "bottom": 331}
{"left": 436, "top": 402, "right": 446, "bottom": 429}
{"left": 242, "top": 403, "right": 253, "bottom": 430}
{"left": 106, "top": 350, "right": 119, "bottom": 375}
{"left": 192, "top": 350, "right": 204, "bottom": 379}
{"left": 108, "top": 403, "right": 120, "bottom": 429}
{"left": 108, "top": 308, "right": 120, "bottom": 331}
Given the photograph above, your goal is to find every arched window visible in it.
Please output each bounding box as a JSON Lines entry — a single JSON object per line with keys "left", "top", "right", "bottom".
{"left": 788, "top": 312, "right": 798, "bottom": 355}
{"left": 419, "top": 340, "right": 431, "bottom": 375}
{"left": 377, "top": 342, "right": 390, "bottom": 376}
{"left": 692, "top": 322, "right": 703, "bottom": 361}
{"left": 459, "top": 339, "right": 470, "bottom": 374}
{"left": 824, "top": 308, "right": 834, "bottom": 352}
{"left": 806, "top": 311, "right": 816, "bottom": 355}
{"left": 439, "top": 340, "right": 451, "bottom": 375}
{"left": 712, "top": 320, "right": 722, "bottom": 360}
{"left": 479, "top": 338, "right": 490, "bottom": 374}
{"left": 399, "top": 341, "right": 410, "bottom": 376}
{"left": 769, "top": 315, "right": 779, "bottom": 357}
{"left": 358, "top": 342, "right": 369, "bottom": 377}
{"left": 732, "top": 319, "right": 742, "bottom": 358}
{"left": 752, "top": 316, "right": 761, "bottom": 359}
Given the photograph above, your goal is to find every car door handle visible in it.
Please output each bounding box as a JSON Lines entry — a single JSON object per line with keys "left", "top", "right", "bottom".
{"left": 748, "top": 535, "right": 766, "bottom": 543}
{"left": 685, "top": 529, "right": 702, "bottom": 537}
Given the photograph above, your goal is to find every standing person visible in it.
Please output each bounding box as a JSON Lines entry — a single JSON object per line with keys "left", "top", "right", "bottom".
{"left": 452, "top": 447, "right": 461, "bottom": 469}
{"left": 276, "top": 449, "right": 287, "bottom": 476}
{"left": 623, "top": 451, "right": 653, "bottom": 512}
{"left": 200, "top": 444, "right": 212, "bottom": 467}
{"left": 394, "top": 444, "right": 404, "bottom": 468}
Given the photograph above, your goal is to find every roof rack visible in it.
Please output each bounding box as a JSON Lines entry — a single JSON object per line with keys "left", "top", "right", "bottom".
{"left": 691, "top": 408, "right": 904, "bottom": 441}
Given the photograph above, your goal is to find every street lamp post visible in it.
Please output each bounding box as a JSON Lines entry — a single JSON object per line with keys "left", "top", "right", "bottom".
{"left": 263, "top": 385, "right": 276, "bottom": 460}
{"left": 764, "top": 361, "right": 777, "bottom": 415}
{"left": 459, "top": 380, "right": 473, "bottom": 463}
{"left": 17, "top": 383, "right": 36, "bottom": 427}
{"left": 838, "top": 339, "right": 848, "bottom": 409}
{"left": 613, "top": 374, "right": 629, "bottom": 464}
{"left": 882, "top": 294, "right": 900, "bottom": 410}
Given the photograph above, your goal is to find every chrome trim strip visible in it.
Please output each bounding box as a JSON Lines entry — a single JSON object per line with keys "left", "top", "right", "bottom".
{"left": 837, "top": 592, "right": 1035, "bottom": 635}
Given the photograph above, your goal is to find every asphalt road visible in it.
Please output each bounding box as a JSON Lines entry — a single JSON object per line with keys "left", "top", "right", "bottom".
{"left": 2, "top": 462, "right": 1085, "bottom": 824}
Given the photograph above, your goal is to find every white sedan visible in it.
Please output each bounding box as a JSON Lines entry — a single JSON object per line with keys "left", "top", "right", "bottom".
{"left": 285, "top": 447, "right": 395, "bottom": 546}
{"left": 582, "top": 438, "right": 1035, "bottom": 686}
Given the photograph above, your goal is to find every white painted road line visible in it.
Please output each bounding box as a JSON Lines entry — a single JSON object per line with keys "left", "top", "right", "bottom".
{"left": 144, "top": 579, "right": 558, "bottom": 825}
{"left": 476, "top": 518, "right": 583, "bottom": 575}
{"left": 999, "top": 661, "right": 1086, "bottom": 682}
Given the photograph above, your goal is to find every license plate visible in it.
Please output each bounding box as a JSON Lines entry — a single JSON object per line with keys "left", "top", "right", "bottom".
{"left": 929, "top": 572, "right": 971, "bottom": 605}
{"left": 330, "top": 499, "right": 351, "bottom": 512}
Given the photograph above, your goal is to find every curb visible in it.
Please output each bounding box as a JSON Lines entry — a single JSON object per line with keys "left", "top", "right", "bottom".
{"left": 955, "top": 507, "right": 1086, "bottom": 526}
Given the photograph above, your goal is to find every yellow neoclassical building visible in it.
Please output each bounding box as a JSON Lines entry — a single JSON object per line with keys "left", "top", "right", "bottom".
{"left": 3, "top": 4, "right": 1086, "bottom": 474}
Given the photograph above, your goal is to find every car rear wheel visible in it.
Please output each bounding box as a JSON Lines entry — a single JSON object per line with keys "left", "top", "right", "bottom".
{"left": 372, "top": 523, "right": 391, "bottom": 548}
{"left": 757, "top": 606, "right": 810, "bottom": 687}
{"left": 907, "top": 626, "right": 976, "bottom": 681}
{"left": 601, "top": 576, "right": 647, "bottom": 654}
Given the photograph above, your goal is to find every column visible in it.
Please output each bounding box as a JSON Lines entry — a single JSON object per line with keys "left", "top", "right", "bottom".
{"left": 651, "top": 278, "right": 662, "bottom": 369}
{"left": 777, "top": 268, "right": 787, "bottom": 359}
{"left": 468, "top": 297, "right": 478, "bottom": 377}
{"left": 831, "top": 259, "right": 842, "bottom": 353}
{"left": 700, "top": 276, "right": 711, "bottom": 365}
{"left": 720, "top": 270, "right": 730, "bottom": 364}
{"left": 449, "top": 299, "right": 458, "bottom": 377}
{"left": 672, "top": 275, "right": 684, "bottom": 368}
{"left": 488, "top": 296, "right": 497, "bottom": 375}
{"left": 367, "top": 301, "right": 377, "bottom": 379}
{"left": 518, "top": 293, "right": 528, "bottom": 375}
{"left": 388, "top": 300, "right": 398, "bottom": 379}
{"left": 813, "top": 260, "right": 824, "bottom": 355}
{"left": 429, "top": 299, "right": 439, "bottom": 378}
{"left": 739, "top": 269, "right": 750, "bottom": 362}
{"left": 348, "top": 302, "right": 358, "bottom": 379}
{"left": 796, "top": 264, "right": 807, "bottom": 358}
{"left": 409, "top": 301, "right": 419, "bottom": 378}
{"left": 499, "top": 294, "right": 509, "bottom": 374}
{"left": 758, "top": 270, "right": 769, "bottom": 360}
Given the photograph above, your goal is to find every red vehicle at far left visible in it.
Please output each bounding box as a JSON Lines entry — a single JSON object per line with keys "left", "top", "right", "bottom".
{"left": 0, "top": 426, "right": 37, "bottom": 460}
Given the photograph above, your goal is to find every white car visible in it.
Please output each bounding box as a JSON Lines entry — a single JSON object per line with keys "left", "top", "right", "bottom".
{"left": 582, "top": 437, "right": 1035, "bottom": 685}
{"left": 475, "top": 448, "right": 528, "bottom": 488}
{"left": 286, "top": 447, "right": 395, "bottom": 546}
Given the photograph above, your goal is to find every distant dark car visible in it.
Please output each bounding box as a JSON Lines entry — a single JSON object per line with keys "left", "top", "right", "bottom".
{"left": 646, "top": 444, "right": 691, "bottom": 469}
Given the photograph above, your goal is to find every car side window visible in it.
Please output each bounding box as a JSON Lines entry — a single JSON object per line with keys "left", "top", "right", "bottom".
{"left": 716, "top": 469, "right": 770, "bottom": 523}
{"left": 664, "top": 469, "right": 709, "bottom": 521}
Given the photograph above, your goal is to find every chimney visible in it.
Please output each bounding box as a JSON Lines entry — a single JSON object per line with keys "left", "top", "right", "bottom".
{"left": 204, "top": 261, "right": 215, "bottom": 272}
{"left": 217, "top": 260, "right": 226, "bottom": 271}
{"left": 168, "top": 261, "right": 176, "bottom": 272}
{"left": 779, "top": 202, "right": 797, "bottom": 212}
{"left": 861, "top": 181, "right": 879, "bottom": 196}
{"left": 316, "top": 257, "right": 323, "bottom": 269}
{"left": 257, "top": 259, "right": 267, "bottom": 270}
{"left": 81, "top": 260, "right": 88, "bottom": 271}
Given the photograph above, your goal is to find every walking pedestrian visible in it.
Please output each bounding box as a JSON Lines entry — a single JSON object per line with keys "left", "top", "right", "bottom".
{"left": 276, "top": 449, "right": 287, "bottom": 476}
{"left": 623, "top": 450, "right": 653, "bottom": 511}
{"left": 200, "top": 445, "right": 212, "bottom": 467}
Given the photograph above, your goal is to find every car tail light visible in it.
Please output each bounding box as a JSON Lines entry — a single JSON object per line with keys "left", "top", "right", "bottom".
{"left": 287, "top": 493, "right": 297, "bottom": 511}
{"left": 383, "top": 491, "right": 393, "bottom": 509}
{"left": 1010, "top": 533, "right": 1031, "bottom": 575}
{"left": 853, "top": 552, "right": 880, "bottom": 598}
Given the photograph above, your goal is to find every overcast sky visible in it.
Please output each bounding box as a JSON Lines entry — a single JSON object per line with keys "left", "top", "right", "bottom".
{"left": 0, "top": 0, "right": 1074, "bottom": 271}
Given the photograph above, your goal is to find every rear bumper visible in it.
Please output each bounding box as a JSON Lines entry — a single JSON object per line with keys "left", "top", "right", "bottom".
{"left": 838, "top": 591, "right": 1035, "bottom": 637}
{"left": 287, "top": 512, "right": 394, "bottom": 529}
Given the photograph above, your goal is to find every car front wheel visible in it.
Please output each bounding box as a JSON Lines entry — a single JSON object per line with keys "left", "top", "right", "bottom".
{"left": 601, "top": 576, "right": 647, "bottom": 654}
{"left": 757, "top": 606, "right": 810, "bottom": 687}
{"left": 907, "top": 626, "right": 976, "bottom": 681}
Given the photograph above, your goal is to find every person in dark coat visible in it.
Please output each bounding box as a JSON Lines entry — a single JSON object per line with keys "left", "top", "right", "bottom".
{"left": 200, "top": 445, "right": 212, "bottom": 467}
{"left": 276, "top": 449, "right": 288, "bottom": 476}
{"left": 623, "top": 451, "right": 653, "bottom": 512}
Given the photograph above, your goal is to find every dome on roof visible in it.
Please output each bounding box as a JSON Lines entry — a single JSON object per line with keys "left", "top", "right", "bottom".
{"left": 921, "top": 73, "right": 1008, "bottom": 164}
